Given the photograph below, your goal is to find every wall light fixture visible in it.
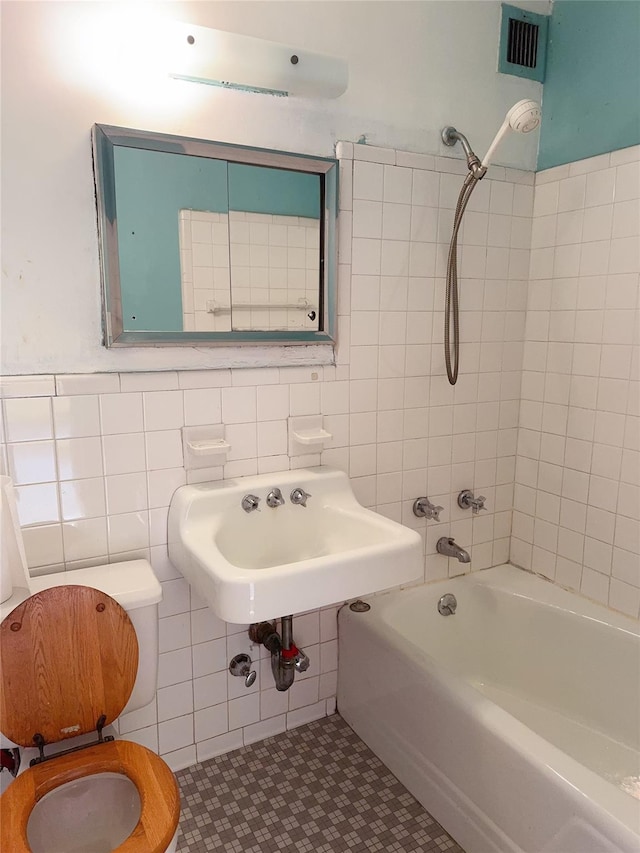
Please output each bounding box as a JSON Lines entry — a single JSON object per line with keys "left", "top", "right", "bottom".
{"left": 169, "top": 22, "right": 348, "bottom": 99}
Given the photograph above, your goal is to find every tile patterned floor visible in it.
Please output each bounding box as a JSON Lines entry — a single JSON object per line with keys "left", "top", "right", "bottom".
{"left": 175, "top": 713, "right": 465, "bottom": 853}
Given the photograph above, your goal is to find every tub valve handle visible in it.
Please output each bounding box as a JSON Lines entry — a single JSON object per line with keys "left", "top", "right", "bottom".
{"left": 458, "top": 490, "right": 486, "bottom": 514}
{"left": 413, "top": 497, "right": 443, "bottom": 521}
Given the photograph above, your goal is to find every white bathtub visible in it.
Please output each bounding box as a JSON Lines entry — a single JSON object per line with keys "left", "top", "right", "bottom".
{"left": 338, "top": 564, "right": 640, "bottom": 853}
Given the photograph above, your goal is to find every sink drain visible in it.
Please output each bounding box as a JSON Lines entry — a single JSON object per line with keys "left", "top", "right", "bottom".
{"left": 349, "top": 600, "right": 371, "bottom": 612}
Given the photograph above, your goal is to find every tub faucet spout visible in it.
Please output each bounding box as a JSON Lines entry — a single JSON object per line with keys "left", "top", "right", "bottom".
{"left": 436, "top": 537, "right": 471, "bottom": 563}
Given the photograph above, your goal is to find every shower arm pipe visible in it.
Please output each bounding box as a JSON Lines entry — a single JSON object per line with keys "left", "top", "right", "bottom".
{"left": 441, "top": 127, "right": 487, "bottom": 179}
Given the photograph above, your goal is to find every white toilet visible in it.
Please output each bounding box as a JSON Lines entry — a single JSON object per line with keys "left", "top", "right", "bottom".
{"left": 0, "top": 559, "right": 180, "bottom": 853}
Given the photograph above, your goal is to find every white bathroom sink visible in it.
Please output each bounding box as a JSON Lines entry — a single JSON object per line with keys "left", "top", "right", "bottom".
{"left": 168, "top": 466, "right": 422, "bottom": 622}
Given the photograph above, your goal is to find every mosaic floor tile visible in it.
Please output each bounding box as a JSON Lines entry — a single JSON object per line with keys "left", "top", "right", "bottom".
{"left": 175, "top": 713, "right": 465, "bottom": 852}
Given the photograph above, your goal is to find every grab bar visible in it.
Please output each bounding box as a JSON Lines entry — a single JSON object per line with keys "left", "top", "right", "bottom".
{"left": 207, "top": 298, "right": 314, "bottom": 315}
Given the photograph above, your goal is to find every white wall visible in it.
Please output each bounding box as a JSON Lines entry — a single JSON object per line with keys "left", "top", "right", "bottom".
{"left": 512, "top": 146, "right": 640, "bottom": 619}
{"left": 0, "top": 0, "right": 543, "bottom": 375}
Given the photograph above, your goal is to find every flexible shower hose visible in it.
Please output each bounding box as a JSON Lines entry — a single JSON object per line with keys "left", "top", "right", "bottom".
{"left": 445, "top": 171, "right": 481, "bottom": 385}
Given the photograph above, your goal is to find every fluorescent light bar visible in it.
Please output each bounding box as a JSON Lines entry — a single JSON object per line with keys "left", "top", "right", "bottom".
{"left": 170, "top": 22, "right": 348, "bottom": 99}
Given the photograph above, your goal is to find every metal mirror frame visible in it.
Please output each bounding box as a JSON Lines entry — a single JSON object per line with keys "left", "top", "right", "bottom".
{"left": 92, "top": 124, "right": 338, "bottom": 347}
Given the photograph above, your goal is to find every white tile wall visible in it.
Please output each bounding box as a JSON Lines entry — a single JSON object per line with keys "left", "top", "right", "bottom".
{"left": 179, "top": 209, "right": 320, "bottom": 333}
{"left": 179, "top": 210, "right": 231, "bottom": 333}
{"left": 340, "top": 148, "right": 532, "bottom": 581}
{"left": 1, "top": 373, "right": 338, "bottom": 771}
{"left": 227, "top": 211, "right": 320, "bottom": 332}
{"left": 513, "top": 144, "right": 640, "bottom": 619}
{"left": 1, "top": 141, "right": 537, "bottom": 768}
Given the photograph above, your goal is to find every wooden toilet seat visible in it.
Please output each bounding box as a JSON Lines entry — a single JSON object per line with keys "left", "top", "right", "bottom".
{"left": 0, "top": 739, "right": 180, "bottom": 852}
{"left": 0, "top": 586, "right": 180, "bottom": 852}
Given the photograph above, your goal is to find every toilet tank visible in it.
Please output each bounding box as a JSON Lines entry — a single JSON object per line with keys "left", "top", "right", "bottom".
{"left": 29, "top": 560, "right": 163, "bottom": 714}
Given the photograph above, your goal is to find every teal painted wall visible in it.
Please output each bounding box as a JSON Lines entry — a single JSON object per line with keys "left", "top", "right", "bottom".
{"left": 114, "top": 147, "right": 228, "bottom": 331}
{"left": 228, "top": 164, "right": 320, "bottom": 219}
{"left": 538, "top": 0, "right": 640, "bottom": 170}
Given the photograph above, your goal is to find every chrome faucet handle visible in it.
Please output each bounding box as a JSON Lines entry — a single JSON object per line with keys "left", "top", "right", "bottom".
{"left": 413, "top": 497, "right": 444, "bottom": 521}
{"left": 293, "top": 647, "right": 310, "bottom": 672}
{"left": 241, "top": 494, "right": 261, "bottom": 513}
{"left": 229, "top": 653, "right": 257, "bottom": 688}
{"left": 458, "top": 489, "right": 487, "bottom": 514}
{"left": 266, "top": 487, "right": 285, "bottom": 508}
{"left": 438, "top": 593, "right": 457, "bottom": 616}
{"left": 290, "top": 487, "right": 311, "bottom": 507}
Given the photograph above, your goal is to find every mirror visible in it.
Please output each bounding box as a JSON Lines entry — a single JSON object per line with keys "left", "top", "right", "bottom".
{"left": 92, "top": 125, "right": 338, "bottom": 347}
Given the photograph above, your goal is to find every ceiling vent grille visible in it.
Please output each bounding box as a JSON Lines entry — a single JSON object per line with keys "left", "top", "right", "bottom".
{"left": 507, "top": 17, "right": 539, "bottom": 68}
{"left": 499, "top": 4, "right": 548, "bottom": 83}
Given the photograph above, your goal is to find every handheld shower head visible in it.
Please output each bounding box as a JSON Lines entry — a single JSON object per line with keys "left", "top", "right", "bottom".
{"left": 481, "top": 99, "right": 541, "bottom": 169}
{"left": 507, "top": 98, "right": 541, "bottom": 133}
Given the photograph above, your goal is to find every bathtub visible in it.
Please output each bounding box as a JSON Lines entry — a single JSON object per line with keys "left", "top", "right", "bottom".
{"left": 338, "top": 564, "right": 640, "bottom": 853}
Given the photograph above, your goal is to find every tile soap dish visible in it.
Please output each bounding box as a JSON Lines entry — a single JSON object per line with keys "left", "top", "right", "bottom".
{"left": 288, "top": 416, "right": 332, "bottom": 455}
{"left": 187, "top": 438, "right": 231, "bottom": 456}
{"left": 182, "top": 425, "right": 230, "bottom": 468}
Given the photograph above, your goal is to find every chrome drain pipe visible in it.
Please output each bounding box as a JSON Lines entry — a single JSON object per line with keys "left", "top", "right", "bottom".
{"left": 249, "top": 616, "right": 310, "bottom": 691}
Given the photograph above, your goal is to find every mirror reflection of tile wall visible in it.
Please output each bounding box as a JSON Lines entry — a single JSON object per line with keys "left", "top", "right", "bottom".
{"left": 179, "top": 211, "right": 231, "bottom": 332}
{"left": 179, "top": 209, "right": 320, "bottom": 333}
{"left": 228, "top": 211, "right": 319, "bottom": 332}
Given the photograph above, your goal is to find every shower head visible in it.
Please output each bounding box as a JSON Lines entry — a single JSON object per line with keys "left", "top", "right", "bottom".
{"left": 481, "top": 99, "right": 541, "bottom": 169}
{"left": 507, "top": 99, "right": 541, "bottom": 133}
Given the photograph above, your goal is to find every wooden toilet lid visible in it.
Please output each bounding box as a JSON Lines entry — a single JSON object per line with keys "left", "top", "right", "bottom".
{"left": 0, "top": 585, "right": 138, "bottom": 747}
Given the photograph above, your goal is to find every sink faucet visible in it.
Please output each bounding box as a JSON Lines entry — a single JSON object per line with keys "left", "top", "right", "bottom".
{"left": 290, "top": 487, "right": 311, "bottom": 507}
{"left": 436, "top": 537, "right": 471, "bottom": 563}
{"left": 266, "top": 487, "right": 285, "bottom": 508}
{"left": 241, "top": 494, "right": 260, "bottom": 513}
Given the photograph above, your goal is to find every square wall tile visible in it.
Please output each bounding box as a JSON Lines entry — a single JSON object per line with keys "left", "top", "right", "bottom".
{"left": 353, "top": 161, "right": 383, "bottom": 201}
{"left": 7, "top": 441, "right": 56, "bottom": 485}
{"left": 221, "top": 387, "right": 257, "bottom": 424}
{"left": 56, "top": 436, "right": 104, "bottom": 481}
{"left": 143, "top": 391, "right": 184, "bottom": 431}
{"left": 102, "top": 433, "right": 146, "bottom": 476}
{"left": 21, "top": 523, "right": 64, "bottom": 568}
{"left": 15, "top": 482, "right": 59, "bottom": 526}
{"left": 3, "top": 398, "right": 52, "bottom": 442}
{"left": 53, "top": 396, "right": 100, "bottom": 439}
{"left": 105, "top": 472, "right": 148, "bottom": 515}
{"left": 228, "top": 694, "right": 260, "bottom": 730}
{"left": 147, "top": 468, "right": 186, "bottom": 509}
{"left": 159, "top": 715, "right": 194, "bottom": 754}
{"left": 145, "top": 430, "right": 184, "bottom": 470}
{"left": 192, "top": 637, "right": 227, "bottom": 679}
{"left": 193, "top": 672, "right": 227, "bottom": 711}
{"left": 183, "top": 389, "right": 222, "bottom": 426}
{"left": 100, "top": 393, "right": 144, "bottom": 435}
{"left": 158, "top": 648, "right": 193, "bottom": 689}
{"left": 62, "top": 518, "right": 108, "bottom": 562}
{"left": 157, "top": 683, "right": 194, "bottom": 723}
{"left": 59, "top": 478, "right": 106, "bottom": 521}
{"left": 107, "top": 511, "right": 149, "bottom": 555}
{"left": 194, "top": 703, "right": 228, "bottom": 742}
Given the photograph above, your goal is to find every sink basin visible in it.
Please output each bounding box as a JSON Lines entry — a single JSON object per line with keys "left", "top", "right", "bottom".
{"left": 168, "top": 466, "right": 422, "bottom": 622}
